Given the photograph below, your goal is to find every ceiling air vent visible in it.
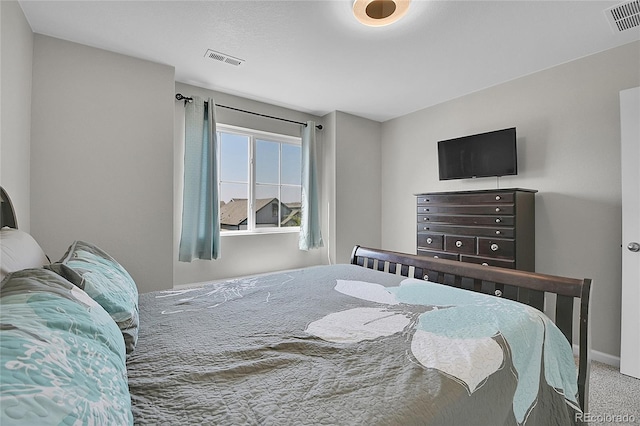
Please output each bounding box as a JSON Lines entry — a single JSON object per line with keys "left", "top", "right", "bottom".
{"left": 604, "top": 0, "right": 640, "bottom": 32}
{"left": 204, "top": 49, "right": 245, "bottom": 66}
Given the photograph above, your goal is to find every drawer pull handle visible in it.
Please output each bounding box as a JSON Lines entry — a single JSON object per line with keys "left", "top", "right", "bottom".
{"left": 424, "top": 218, "right": 429, "bottom": 221}
{"left": 495, "top": 230, "right": 501, "bottom": 235}
{"left": 481, "top": 262, "right": 489, "bottom": 266}
{"left": 495, "top": 218, "right": 501, "bottom": 223}
{"left": 494, "top": 289, "right": 503, "bottom": 297}
{"left": 495, "top": 207, "right": 500, "bottom": 212}
{"left": 455, "top": 240, "right": 463, "bottom": 248}
{"left": 423, "top": 227, "right": 428, "bottom": 231}
{"left": 491, "top": 243, "right": 499, "bottom": 251}
{"left": 423, "top": 274, "right": 429, "bottom": 281}
{"left": 433, "top": 256, "right": 439, "bottom": 259}
{"left": 426, "top": 237, "right": 433, "bottom": 244}
{"left": 423, "top": 208, "right": 429, "bottom": 212}
{"left": 495, "top": 195, "right": 501, "bottom": 201}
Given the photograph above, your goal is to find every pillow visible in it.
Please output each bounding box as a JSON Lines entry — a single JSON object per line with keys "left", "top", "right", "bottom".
{"left": 0, "top": 227, "right": 49, "bottom": 281}
{"left": 0, "top": 268, "right": 133, "bottom": 425}
{"left": 47, "top": 241, "right": 139, "bottom": 354}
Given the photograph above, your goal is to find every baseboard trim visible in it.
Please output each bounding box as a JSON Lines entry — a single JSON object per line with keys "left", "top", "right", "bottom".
{"left": 573, "top": 345, "right": 621, "bottom": 367}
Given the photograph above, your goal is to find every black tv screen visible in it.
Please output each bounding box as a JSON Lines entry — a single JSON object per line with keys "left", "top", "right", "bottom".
{"left": 437, "top": 127, "right": 517, "bottom": 180}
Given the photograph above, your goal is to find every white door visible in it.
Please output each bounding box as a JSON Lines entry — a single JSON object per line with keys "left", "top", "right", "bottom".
{"left": 620, "top": 87, "right": 640, "bottom": 379}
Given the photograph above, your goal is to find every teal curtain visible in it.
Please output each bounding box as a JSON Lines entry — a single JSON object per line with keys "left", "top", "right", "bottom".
{"left": 299, "top": 121, "right": 323, "bottom": 250}
{"left": 179, "top": 96, "right": 220, "bottom": 261}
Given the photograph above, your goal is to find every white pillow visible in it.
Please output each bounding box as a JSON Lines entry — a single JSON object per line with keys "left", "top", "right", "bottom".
{"left": 0, "top": 227, "right": 49, "bottom": 281}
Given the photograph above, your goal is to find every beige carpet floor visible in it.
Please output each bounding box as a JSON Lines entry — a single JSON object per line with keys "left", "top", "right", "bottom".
{"left": 586, "top": 361, "right": 640, "bottom": 425}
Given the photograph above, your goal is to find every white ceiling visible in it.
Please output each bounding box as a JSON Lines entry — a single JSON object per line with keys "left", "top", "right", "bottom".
{"left": 19, "top": 0, "right": 640, "bottom": 122}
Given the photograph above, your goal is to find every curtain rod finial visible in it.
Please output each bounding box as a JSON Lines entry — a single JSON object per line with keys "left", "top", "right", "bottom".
{"left": 175, "top": 93, "right": 193, "bottom": 106}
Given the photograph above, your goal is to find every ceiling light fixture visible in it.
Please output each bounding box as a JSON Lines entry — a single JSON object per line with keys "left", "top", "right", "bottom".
{"left": 353, "top": 0, "right": 411, "bottom": 27}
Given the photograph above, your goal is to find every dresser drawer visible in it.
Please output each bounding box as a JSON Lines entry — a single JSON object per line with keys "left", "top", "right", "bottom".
{"left": 416, "top": 204, "right": 514, "bottom": 215}
{"left": 418, "top": 224, "right": 515, "bottom": 239}
{"left": 477, "top": 238, "right": 515, "bottom": 259}
{"left": 417, "top": 249, "right": 459, "bottom": 261}
{"left": 460, "top": 255, "right": 516, "bottom": 269}
{"left": 419, "top": 214, "right": 515, "bottom": 227}
{"left": 444, "top": 235, "right": 476, "bottom": 254}
{"left": 417, "top": 192, "right": 515, "bottom": 205}
{"left": 417, "top": 233, "right": 443, "bottom": 250}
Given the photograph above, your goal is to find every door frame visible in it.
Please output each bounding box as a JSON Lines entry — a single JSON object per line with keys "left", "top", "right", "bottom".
{"left": 620, "top": 86, "right": 640, "bottom": 379}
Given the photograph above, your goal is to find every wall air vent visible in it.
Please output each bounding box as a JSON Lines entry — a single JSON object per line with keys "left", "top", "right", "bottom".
{"left": 604, "top": 0, "right": 640, "bottom": 32}
{"left": 204, "top": 49, "right": 245, "bottom": 66}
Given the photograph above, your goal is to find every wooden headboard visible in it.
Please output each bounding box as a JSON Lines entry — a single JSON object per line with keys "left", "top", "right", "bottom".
{"left": 0, "top": 186, "right": 17, "bottom": 229}
{"left": 350, "top": 244, "right": 592, "bottom": 412}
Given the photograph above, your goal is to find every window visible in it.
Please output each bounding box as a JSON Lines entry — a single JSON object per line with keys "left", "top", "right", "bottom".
{"left": 217, "top": 124, "right": 302, "bottom": 233}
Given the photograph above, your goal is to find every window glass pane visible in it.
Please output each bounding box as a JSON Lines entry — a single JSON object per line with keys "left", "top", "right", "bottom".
{"left": 281, "top": 144, "right": 301, "bottom": 185}
{"left": 216, "top": 125, "right": 301, "bottom": 232}
{"left": 281, "top": 185, "right": 301, "bottom": 205}
{"left": 220, "top": 182, "right": 248, "bottom": 231}
{"left": 256, "top": 140, "right": 279, "bottom": 185}
{"left": 281, "top": 186, "right": 301, "bottom": 227}
{"left": 255, "top": 184, "right": 279, "bottom": 228}
{"left": 220, "top": 133, "right": 248, "bottom": 183}
{"left": 220, "top": 182, "right": 248, "bottom": 204}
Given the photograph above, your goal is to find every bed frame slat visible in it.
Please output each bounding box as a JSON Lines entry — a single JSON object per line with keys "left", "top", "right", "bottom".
{"left": 400, "top": 264, "right": 409, "bottom": 277}
{"left": 556, "top": 295, "right": 574, "bottom": 345}
{"left": 518, "top": 287, "right": 530, "bottom": 306}
{"left": 453, "top": 275, "right": 462, "bottom": 288}
{"left": 529, "top": 290, "right": 545, "bottom": 312}
{"left": 350, "top": 245, "right": 592, "bottom": 412}
{"left": 414, "top": 267, "right": 424, "bottom": 280}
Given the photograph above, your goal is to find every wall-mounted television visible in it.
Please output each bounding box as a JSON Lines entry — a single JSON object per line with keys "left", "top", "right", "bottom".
{"left": 437, "top": 127, "right": 517, "bottom": 181}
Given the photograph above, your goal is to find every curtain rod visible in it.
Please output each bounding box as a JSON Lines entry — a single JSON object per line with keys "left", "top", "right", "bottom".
{"left": 175, "top": 94, "right": 322, "bottom": 130}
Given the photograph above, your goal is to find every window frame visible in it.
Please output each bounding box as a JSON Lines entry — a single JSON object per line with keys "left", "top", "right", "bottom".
{"left": 217, "top": 123, "right": 302, "bottom": 235}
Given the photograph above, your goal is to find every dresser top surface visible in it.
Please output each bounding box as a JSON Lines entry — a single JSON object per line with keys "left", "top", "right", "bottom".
{"left": 415, "top": 188, "right": 537, "bottom": 196}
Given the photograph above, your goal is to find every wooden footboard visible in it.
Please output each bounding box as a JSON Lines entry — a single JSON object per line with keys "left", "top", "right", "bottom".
{"left": 350, "top": 245, "right": 592, "bottom": 412}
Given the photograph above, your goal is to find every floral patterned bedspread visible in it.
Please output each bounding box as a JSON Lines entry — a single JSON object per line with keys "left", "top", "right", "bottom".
{"left": 127, "top": 264, "right": 581, "bottom": 425}
{"left": 0, "top": 268, "right": 132, "bottom": 425}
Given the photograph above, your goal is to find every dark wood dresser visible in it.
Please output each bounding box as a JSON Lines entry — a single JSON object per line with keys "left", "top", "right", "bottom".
{"left": 416, "top": 188, "right": 536, "bottom": 271}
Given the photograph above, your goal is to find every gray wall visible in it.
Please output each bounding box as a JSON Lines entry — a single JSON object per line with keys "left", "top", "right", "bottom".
{"left": 334, "top": 112, "right": 382, "bottom": 263}
{"left": 320, "top": 111, "right": 382, "bottom": 265}
{"left": 322, "top": 112, "right": 337, "bottom": 263}
{"left": 30, "top": 35, "right": 176, "bottom": 294}
{"left": 380, "top": 41, "right": 640, "bottom": 360}
{"left": 0, "top": 1, "right": 33, "bottom": 231}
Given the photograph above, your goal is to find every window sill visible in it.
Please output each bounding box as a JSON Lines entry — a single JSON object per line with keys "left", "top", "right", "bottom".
{"left": 221, "top": 227, "right": 300, "bottom": 237}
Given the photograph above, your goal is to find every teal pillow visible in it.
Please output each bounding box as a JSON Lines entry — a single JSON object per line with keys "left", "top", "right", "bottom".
{"left": 48, "top": 241, "right": 139, "bottom": 354}
{"left": 0, "top": 268, "right": 132, "bottom": 425}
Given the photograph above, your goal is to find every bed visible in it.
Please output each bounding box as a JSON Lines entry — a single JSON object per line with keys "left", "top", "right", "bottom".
{"left": 0, "top": 186, "right": 591, "bottom": 425}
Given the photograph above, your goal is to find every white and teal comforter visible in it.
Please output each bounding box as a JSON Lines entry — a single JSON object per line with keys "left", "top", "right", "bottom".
{"left": 0, "top": 268, "right": 132, "bottom": 425}
{"left": 127, "top": 264, "right": 581, "bottom": 425}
